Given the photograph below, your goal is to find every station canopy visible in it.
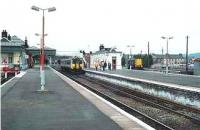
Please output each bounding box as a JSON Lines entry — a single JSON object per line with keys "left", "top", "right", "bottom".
{"left": 26, "top": 46, "right": 56, "bottom": 56}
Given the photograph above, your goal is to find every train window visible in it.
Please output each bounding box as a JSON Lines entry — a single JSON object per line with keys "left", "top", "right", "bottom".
{"left": 72, "top": 60, "right": 76, "bottom": 64}
{"left": 67, "top": 61, "right": 70, "bottom": 65}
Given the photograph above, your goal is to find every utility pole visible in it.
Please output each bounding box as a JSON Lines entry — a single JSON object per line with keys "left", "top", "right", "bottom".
{"left": 161, "top": 36, "right": 173, "bottom": 74}
{"left": 162, "top": 47, "right": 164, "bottom": 72}
{"left": 162, "top": 47, "right": 164, "bottom": 64}
{"left": 147, "top": 41, "right": 150, "bottom": 68}
{"left": 186, "top": 35, "right": 189, "bottom": 73}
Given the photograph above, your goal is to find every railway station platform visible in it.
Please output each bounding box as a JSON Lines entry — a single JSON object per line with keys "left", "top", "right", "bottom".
{"left": 85, "top": 68, "right": 200, "bottom": 91}
{"left": 1, "top": 67, "right": 153, "bottom": 130}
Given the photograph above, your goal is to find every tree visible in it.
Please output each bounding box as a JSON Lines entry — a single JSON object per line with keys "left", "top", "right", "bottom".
{"left": 141, "top": 54, "right": 153, "bottom": 68}
{"left": 121, "top": 55, "right": 126, "bottom": 67}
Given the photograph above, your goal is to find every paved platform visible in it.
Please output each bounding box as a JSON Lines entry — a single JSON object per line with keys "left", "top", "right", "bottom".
{"left": 85, "top": 68, "right": 200, "bottom": 91}
{"left": 1, "top": 67, "right": 152, "bottom": 130}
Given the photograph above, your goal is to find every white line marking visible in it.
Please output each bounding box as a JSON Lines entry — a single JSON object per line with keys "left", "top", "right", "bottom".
{"left": 1, "top": 71, "right": 27, "bottom": 88}
{"left": 131, "top": 69, "right": 200, "bottom": 78}
{"left": 15, "top": 71, "right": 26, "bottom": 77}
{"left": 85, "top": 70, "right": 200, "bottom": 93}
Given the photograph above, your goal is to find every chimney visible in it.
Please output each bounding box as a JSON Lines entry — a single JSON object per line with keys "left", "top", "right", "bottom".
{"left": 7, "top": 34, "right": 11, "bottom": 40}
{"left": 1, "top": 30, "right": 8, "bottom": 38}
{"left": 25, "top": 36, "right": 29, "bottom": 48}
{"left": 99, "top": 44, "right": 104, "bottom": 51}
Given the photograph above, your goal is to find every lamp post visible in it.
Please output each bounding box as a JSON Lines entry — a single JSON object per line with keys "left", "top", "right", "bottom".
{"left": 161, "top": 47, "right": 164, "bottom": 71}
{"left": 127, "top": 45, "right": 134, "bottom": 70}
{"left": 161, "top": 36, "right": 173, "bottom": 74}
{"left": 31, "top": 5, "right": 56, "bottom": 91}
{"left": 35, "top": 33, "right": 48, "bottom": 75}
{"left": 186, "top": 36, "right": 189, "bottom": 73}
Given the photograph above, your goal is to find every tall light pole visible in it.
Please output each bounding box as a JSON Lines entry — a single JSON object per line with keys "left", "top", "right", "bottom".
{"left": 161, "top": 36, "right": 173, "bottom": 74}
{"left": 147, "top": 42, "right": 150, "bottom": 68}
{"left": 162, "top": 47, "right": 164, "bottom": 71}
{"left": 127, "top": 45, "right": 134, "bottom": 70}
{"left": 31, "top": 6, "right": 56, "bottom": 91}
{"left": 186, "top": 36, "right": 189, "bottom": 73}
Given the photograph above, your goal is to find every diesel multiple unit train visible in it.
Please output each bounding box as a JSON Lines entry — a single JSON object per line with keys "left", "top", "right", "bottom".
{"left": 128, "top": 58, "right": 143, "bottom": 69}
{"left": 60, "top": 57, "right": 84, "bottom": 72}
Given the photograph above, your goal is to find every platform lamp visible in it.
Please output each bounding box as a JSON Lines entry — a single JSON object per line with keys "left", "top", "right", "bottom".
{"left": 31, "top": 5, "right": 56, "bottom": 91}
{"left": 161, "top": 36, "right": 173, "bottom": 75}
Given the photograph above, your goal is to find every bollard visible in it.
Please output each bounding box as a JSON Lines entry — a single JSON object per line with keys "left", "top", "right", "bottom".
{"left": 15, "top": 67, "right": 18, "bottom": 76}
{"left": 5, "top": 72, "right": 7, "bottom": 78}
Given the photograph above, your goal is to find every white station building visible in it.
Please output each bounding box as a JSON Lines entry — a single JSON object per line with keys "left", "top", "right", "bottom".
{"left": 90, "top": 44, "right": 123, "bottom": 70}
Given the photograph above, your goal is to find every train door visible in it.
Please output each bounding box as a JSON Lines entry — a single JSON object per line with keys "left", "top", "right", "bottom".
{"left": 112, "top": 57, "right": 116, "bottom": 70}
{"left": 72, "top": 59, "right": 76, "bottom": 70}
{"left": 79, "top": 60, "right": 83, "bottom": 69}
{"left": 76, "top": 59, "right": 80, "bottom": 70}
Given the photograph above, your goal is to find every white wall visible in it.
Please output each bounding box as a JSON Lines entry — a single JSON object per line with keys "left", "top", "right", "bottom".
{"left": 90, "top": 52, "right": 122, "bottom": 70}
{"left": 194, "top": 62, "right": 200, "bottom": 75}
{"left": 13, "top": 52, "right": 20, "bottom": 64}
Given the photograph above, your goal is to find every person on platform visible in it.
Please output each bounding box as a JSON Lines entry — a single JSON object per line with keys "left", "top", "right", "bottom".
{"left": 100, "top": 61, "right": 104, "bottom": 71}
{"left": 108, "top": 62, "right": 111, "bottom": 71}
{"left": 102, "top": 61, "right": 105, "bottom": 71}
{"left": 104, "top": 61, "right": 107, "bottom": 71}
{"left": 95, "top": 62, "right": 98, "bottom": 71}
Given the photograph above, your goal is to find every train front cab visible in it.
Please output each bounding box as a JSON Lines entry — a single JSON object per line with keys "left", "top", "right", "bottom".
{"left": 75, "top": 60, "right": 84, "bottom": 70}
{"left": 135, "top": 58, "right": 143, "bottom": 69}
{"left": 71, "top": 58, "right": 83, "bottom": 71}
{"left": 71, "top": 59, "right": 76, "bottom": 70}
{"left": 128, "top": 58, "right": 143, "bottom": 70}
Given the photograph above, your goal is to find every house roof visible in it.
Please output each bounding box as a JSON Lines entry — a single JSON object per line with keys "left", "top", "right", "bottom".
{"left": 44, "top": 46, "right": 56, "bottom": 51}
{"left": 26, "top": 46, "right": 56, "bottom": 51}
{"left": 152, "top": 54, "right": 164, "bottom": 59}
{"left": 152, "top": 53, "right": 184, "bottom": 59}
{"left": 93, "top": 48, "right": 122, "bottom": 55}
{"left": 194, "top": 58, "right": 200, "bottom": 62}
{"left": 26, "top": 46, "right": 56, "bottom": 56}
{"left": 1, "top": 35, "right": 25, "bottom": 47}
{"left": 11, "top": 35, "right": 25, "bottom": 43}
{"left": 1, "top": 37, "right": 10, "bottom": 43}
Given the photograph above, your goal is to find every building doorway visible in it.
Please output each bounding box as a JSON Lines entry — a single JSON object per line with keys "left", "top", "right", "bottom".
{"left": 112, "top": 57, "right": 116, "bottom": 70}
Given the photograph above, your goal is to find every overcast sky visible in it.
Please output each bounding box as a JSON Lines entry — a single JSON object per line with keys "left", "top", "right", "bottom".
{"left": 0, "top": 0, "right": 200, "bottom": 55}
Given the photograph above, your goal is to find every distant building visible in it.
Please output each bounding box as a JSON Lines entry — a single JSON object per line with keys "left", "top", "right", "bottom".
{"left": 26, "top": 46, "right": 56, "bottom": 65}
{"left": 1, "top": 30, "right": 56, "bottom": 69}
{"left": 83, "top": 53, "right": 91, "bottom": 68}
{"left": 90, "top": 44, "right": 122, "bottom": 70}
{"left": 152, "top": 53, "right": 185, "bottom": 65}
{"left": 194, "top": 58, "right": 200, "bottom": 75}
{"left": 1, "top": 30, "right": 29, "bottom": 70}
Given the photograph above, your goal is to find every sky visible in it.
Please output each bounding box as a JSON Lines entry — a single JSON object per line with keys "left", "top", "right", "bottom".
{"left": 0, "top": 0, "right": 200, "bottom": 55}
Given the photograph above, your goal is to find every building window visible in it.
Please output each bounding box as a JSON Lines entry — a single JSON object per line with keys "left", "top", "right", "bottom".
{"left": 8, "top": 56, "right": 13, "bottom": 64}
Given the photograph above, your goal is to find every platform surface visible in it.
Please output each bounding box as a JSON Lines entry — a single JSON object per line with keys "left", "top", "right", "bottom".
{"left": 85, "top": 68, "right": 200, "bottom": 88}
{"left": 1, "top": 68, "right": 123, "bottom": 130}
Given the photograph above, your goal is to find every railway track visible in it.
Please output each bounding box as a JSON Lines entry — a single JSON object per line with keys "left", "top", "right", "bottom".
{"left": 55, "top": 68, "right": 200, "bottom": 130}
{"left": 57, "top": 70, "right": 173, "bottom": 130}
{"left": 1, "top": 73, "right": 15, "bottom": 84}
